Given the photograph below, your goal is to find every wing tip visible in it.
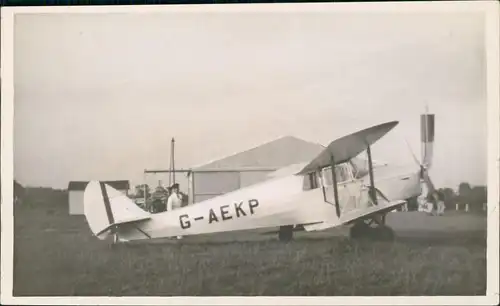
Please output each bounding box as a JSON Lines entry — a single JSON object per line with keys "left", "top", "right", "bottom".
{"left": 374, "top": 120, "right": 399, "bottom": 130}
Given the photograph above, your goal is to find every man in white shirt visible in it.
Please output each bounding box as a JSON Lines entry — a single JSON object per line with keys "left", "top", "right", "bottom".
{"left": 167, "top": 183, "right": 183, "bottom": 239}
{"left": 167, "top": 183, "right": 183, "bottom": 211}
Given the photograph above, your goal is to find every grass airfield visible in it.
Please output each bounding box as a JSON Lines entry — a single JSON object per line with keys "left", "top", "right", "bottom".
{"left": 13, "top": 198, "right": 486, "bottom": 296}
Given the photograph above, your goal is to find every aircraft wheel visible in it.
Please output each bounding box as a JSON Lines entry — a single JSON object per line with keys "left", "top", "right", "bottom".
{"left": 278, "top": 225, "right": 294, "bottom": 242}
{"left": 375, "top": 225, "right": 395, "bottom": 241}
{"left": 349, "top": 222, "right": 371, "bottom": 240}
{"left": 350, "top": 222, "right": 394, "bottom": 241}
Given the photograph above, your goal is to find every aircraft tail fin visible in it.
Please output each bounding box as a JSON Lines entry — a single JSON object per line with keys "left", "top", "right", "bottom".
{"left": 83, "top": 181, "right": 151, "bottom": 240}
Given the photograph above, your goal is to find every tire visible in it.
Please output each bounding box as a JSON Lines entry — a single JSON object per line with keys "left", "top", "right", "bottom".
{"left": 278, "top": 225, "right": 294, "bottom": 242}
{"left": 349, "top": 222, "right": 371, "bottom": 240}
{"left": 350, "top": 222, "right": 394, "bottom": 241}
{"left": 376, "top": 225, "right": 395, "bottom": 241}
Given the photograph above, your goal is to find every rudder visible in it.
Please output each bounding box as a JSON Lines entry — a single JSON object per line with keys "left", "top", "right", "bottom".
{"left": 83, "top": 181, "right": 151, "bottom": 240}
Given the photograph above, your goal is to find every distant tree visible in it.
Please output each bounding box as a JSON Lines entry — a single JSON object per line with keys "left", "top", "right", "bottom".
{"left": 21, "top": 186, "right": 67, "bottom": 209}
{"left": 469, "top": 186, "right": 487, "bottom": 212}
{"left": 134, "top": 184, "right": 150, "bottom": 199}
{"left": 439, "top": 187, "right": 456, "bottom": 209}
{"left": 151, "top": 185, "right": 168, "bottom": 201}
{"left": 457, "top": 182, "right": 472, "bottom": 209}
{"left": 154, "top": 185, "right": 168, "bottom": 194}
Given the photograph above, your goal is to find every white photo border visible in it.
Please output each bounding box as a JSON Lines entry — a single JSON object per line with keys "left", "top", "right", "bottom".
{"left": 1, "top": 1, "right": 498, "bottom": 305}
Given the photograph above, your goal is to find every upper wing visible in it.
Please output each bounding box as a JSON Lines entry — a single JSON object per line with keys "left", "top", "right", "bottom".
{"left": 297, "top": 121, "right": 399, "bottom": 175}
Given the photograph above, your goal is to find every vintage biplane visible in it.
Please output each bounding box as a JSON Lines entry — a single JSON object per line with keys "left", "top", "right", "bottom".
{"left": 83, "top": 120, "right": 436, "bottom": 243}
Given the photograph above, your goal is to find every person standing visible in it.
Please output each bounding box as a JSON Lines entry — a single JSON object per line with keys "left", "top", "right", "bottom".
{"left": 436, "top": 191, "right": 446, "bottom": 216}
{"left": 422, "top": 192, "right": 435, "bottom": 215}
{"left": 167, "top": 183, "right": 183, "bottom": 211}
{"left": 167, "top": 183, "right": 183, "bottom": 239}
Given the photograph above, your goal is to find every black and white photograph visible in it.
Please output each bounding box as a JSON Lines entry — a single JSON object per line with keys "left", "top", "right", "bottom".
{"left": 1, "top": 1, "right": 499, "bottom": 304}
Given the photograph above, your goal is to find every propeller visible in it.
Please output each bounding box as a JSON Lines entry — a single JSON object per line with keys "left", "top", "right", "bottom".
{"left": 404, "top": 111, "right": 437, "bottom": 198}
{"left": 405, "top": 139, "right": 436, "bottom": 195}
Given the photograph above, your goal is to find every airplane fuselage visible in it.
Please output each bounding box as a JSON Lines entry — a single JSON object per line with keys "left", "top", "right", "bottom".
{"left": 82, "top": 120, "right": 428, "bottom": 243}
{"left": 115, "top": 163, "right": 421, "bottom": 242}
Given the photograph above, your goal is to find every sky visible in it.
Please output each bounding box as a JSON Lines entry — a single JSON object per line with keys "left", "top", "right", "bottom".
{"left": 13, "top": 9, "right": 488, "bottom": 191}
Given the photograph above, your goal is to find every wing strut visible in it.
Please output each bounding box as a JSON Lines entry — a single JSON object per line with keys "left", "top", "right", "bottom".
{"left": 366, "top": 144, "right": 378, "bottom": 205}
{"left": 330, "top": 155, "right": 341, "bottom": 217}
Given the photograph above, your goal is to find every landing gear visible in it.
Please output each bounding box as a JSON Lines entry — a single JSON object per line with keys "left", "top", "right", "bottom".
{"left": 405, "top": 196, "right": 418, "bottom": 211}
{"left": 349, "top": 213, "right": 395, "bottom": 241}
{"left": 278, "top": 225, "right": 294, "bottom": 242}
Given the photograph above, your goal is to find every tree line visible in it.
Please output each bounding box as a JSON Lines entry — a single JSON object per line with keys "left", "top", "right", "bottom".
{"left": 406, "top": 182, "right": 487, "bottom": 212}
{"left": 13, "top": 180, "right": 487, "bottom": 213}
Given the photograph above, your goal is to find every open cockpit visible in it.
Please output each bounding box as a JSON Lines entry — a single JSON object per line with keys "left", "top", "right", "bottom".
{"left": 302, "top": 157, "right": 370, "bottom": 191}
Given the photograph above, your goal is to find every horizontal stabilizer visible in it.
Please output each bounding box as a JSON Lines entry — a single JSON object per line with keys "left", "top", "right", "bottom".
{"left": 95, "top": 217, "right": 151, "bottom": 237}
{"left": 298, "top": 121, "right": 399, "bottom": 175}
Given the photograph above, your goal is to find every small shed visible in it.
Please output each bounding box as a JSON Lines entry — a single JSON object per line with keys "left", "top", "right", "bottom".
{"left": 67, "top": 180, "right": 130, "bottom": 215}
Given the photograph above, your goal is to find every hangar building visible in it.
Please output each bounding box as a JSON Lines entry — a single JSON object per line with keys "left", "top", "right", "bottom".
{"left": 189, "top": 136, "right": 324, "bottom": 204}
{"left": 68, "top": 180, "right": 130, "bottom": 215}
